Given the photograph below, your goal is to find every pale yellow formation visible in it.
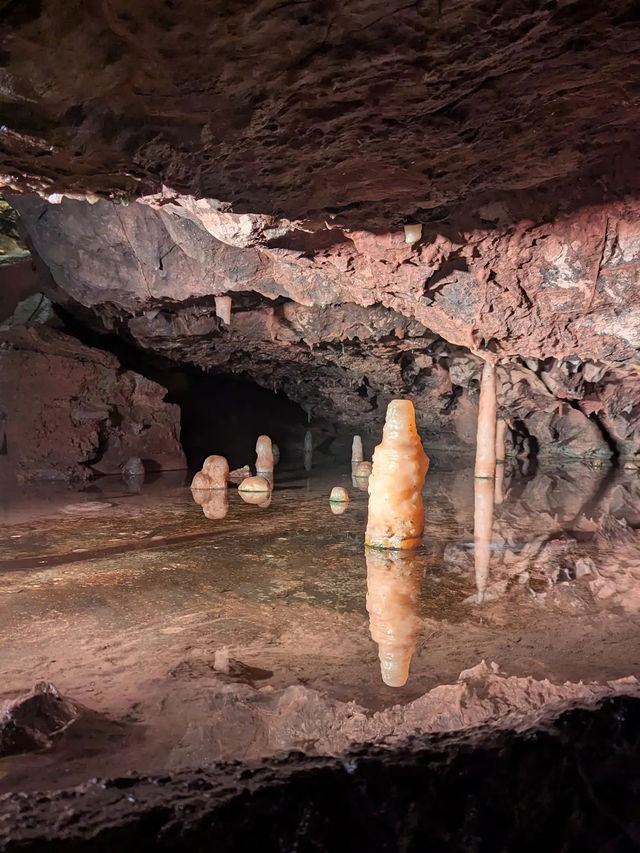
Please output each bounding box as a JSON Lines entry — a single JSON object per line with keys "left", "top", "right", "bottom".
{"left": 366, "top": 548, "right": 423, "bottom": 687}
{"left": 365, "top": 400, "right": 429, "bottom": 550}
{"left": 474, "top": 361, "right": 497, "bottom": 479}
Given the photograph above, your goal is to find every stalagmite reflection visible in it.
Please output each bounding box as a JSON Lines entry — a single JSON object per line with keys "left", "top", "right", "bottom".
{"left": 303, "top": 430, "right": 313, "bottom": 472}
{"left": 191, "top": 487, "right": 229, "bottom": 519}
{"left": 365, "top": 548, "right": 424, "bottom": 687}
{"left": 474, "top": 476, "right": 495, "bottom": 602}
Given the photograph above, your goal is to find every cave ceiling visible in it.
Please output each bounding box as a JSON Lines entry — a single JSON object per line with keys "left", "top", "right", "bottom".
{"left": 3, "top": 0, "right": 640, "bottom": 457}
{"left": 1, "top": 0, "right": 640, "bottom": 227}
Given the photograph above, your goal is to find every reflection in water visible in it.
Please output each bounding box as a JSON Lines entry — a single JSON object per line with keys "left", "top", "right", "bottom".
{"left": 474, "top": 476, "right": 495, "bottom": 603}
{"left": 330, "top": 501, "right": 348, "bottom": 515}
{"left": 365, "top": 548, "right": 424, "bottom": 687}
{"left": 202, "top": 491, "right": 230, "bottom": 519}
{"left": 304, "top": 431, "right": 313, "bottom": 471}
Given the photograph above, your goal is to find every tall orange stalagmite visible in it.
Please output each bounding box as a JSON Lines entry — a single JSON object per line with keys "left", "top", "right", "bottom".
{"left": 365, "top": 399, "right": 429, "bottom": 550}
{"left": 365, "top": 548, "right": 423, "bottom": 687}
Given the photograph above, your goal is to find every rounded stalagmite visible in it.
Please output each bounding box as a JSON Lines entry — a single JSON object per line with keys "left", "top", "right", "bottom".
{"left": 238, "top": 475, "right": 272, "bottom": 507}
{"left": 329, "top": 486, "right": 349, "bottom": 504}
{"left": 365, "top": 400, "right": 429, "bottom": 550}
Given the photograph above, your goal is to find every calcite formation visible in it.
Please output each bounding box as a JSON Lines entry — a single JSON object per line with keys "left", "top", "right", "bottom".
{"left": 475, "top": 362, "right": 498, "bottom": 479}
{"left": 255, "top": 435, "right": 274, "bottom": 474}
{"left": 366, "top": 400, "right": 430, "bottom": 550}
{"left": 191, "top": 455, "right": 229, "bottom": 491}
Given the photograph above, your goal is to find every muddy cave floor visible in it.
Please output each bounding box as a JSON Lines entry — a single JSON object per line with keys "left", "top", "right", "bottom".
{"left": 2, "top": 456, "right": 640, "bottom": 794}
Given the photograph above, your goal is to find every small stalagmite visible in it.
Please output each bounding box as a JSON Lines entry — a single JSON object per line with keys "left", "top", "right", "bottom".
{"left": 255, "top": 435, "right": 274, "bottom": 473}
{"left": 366, "top": 548, "right": 423, "bottom": 687}
{"left": 475, "top": 361, "right": 497, "bottom": 479}
{"left": 238, "top": 475, "right": 270, "bottom": 493}
{"left": 365, "top": 400, "right": 429, "bottom": 550}
{"left": 272, "top": 443, "right": 280, "bottom": 465}
{"left": 329, "top": 486, "right": 349, "bottom": 504}
{"left": 190, "top": 454, "right": 229, "bottom": 491}
{"left": 238, "top": 476, "right": 272, "bottom": 507}
{"left": 351, "top": 435, "right": 363, "bottom": 465}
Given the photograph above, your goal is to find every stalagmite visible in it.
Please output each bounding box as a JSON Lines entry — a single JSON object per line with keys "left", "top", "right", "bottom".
{"left": 238, "top": 475, "right": 270, "bottom": 493}
{"left": 474, "top": 361, "right": 497, "bottom": 479}
{"left": 351, "top": 435, "right": 363, "bottom": 465}
{"left": 329, "top": 486, "right": 349, "bottom": 504}
{"left": 238, "top": 475, "right": 272, "bottom": 507}
{"left": 474, "top": 476, "right": 495, "bottom": 603}
{"left": 365, "top": 548, "right": 423, "bottom": 687}
{"left": 190, "top": 454, "right": 229, "bottom": 490}
{"left": 365, "top": 400, "right": 429, "bottom": 550}
{"left": 272, "top": 443, "right": 280, "bottom": 465}
{"left": 214, "top": 295, "right": 232, "bottom": 325}
{"left": 255, "top": 435, "right": 274, "bottom": 473}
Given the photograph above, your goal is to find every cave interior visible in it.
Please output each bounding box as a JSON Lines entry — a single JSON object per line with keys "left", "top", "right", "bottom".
{"left": 3, "top": 1, "right": 640, "bottom": 849}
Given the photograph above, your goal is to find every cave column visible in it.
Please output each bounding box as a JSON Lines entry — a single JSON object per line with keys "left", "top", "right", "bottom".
{"left": 474, "top": 361, "right": 497, "bottom": 479}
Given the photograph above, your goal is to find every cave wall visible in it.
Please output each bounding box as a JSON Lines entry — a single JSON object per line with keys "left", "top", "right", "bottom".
{"left": 0, "top": 324, "right": 185, "bottom": 482}
{"left": 6, "top": 192, "right": 640, "bottom": 461}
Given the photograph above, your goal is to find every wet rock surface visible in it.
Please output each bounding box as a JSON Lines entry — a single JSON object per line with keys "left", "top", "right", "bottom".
{"left": 1, "top": 695, "right": 640, "bottom": 851}
{"left": 0, "top": 324, "right": 185, "bottom": 481}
